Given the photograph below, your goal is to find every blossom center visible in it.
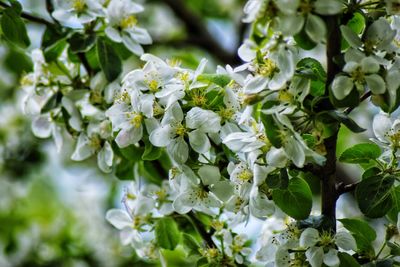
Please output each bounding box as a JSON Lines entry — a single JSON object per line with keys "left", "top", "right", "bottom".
{"left": 237, "top": 169, "right": 253, "bottom": 182}
{"left": 72, "top": 0, "right": 86, "bottom": 13}
{"left": 129, "top": 113, "right": 143, "bottom": 128}
{"left": 175, "top": 125, "right": 186, "bottom": 137}
{"left": 351, "top": 67, "right": 365, "bottom": 83}
{"left": 258, "top": 58, "right": 277, "bottom": 77}
{"left": 120, "top": 15, "right": 138, "bottom": 29}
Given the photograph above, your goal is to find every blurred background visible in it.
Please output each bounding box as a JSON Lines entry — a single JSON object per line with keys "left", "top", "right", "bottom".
{"left": 0, "top": 0, "right": 384, "bottom": 266}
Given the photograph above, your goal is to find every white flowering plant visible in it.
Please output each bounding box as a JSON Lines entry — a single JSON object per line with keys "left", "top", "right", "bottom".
{"left": 4, "top": 0, "right": 400, "bottom": 266}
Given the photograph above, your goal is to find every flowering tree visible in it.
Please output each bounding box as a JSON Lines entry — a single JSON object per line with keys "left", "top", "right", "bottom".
{"left": 4, "top": 0, "right": 400, "bottom": 266}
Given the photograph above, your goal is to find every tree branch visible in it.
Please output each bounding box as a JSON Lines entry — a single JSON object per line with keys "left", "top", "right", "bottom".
{"left": 336, "top": 181, "right": 359, "bottom": 196}
{"left": 160, "top": 0, "right": 241, "bottom": 66}
{"left": 0, "top": 1, "right": 54, "bottom": 27}
{"left": 320, "top": 15, "right": 342, "bottom": 232}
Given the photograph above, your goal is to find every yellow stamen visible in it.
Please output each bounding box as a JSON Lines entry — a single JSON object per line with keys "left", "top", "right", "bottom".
{"left": 120, "top": 15, "right": 137, "bottom": 29}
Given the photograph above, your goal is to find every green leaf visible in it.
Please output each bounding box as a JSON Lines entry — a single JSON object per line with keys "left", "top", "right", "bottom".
{"left": 362, "top": 167, "right": 381, "bottom": 179}
{"left": 4, "top": 47, "right": 32, "bottom": 75}
{"left": 388, "top": 186, "right": 400, "bottom": 222}
{"left": 272, "top": 177, "right": 312, "bottom": 219}
{"left": 115, "top": 158, "right": 134, "bottom": 180}
{"left": 328, "top": 111, "right": 365, "bottom": 133}
{"left": 68, "top": 32, "right": 96, "bottom": 53}
{"left": 341, "top": 12, "right": 365, "bottom": 50}
{"left": 338, "top": 218, "right": 376, "bottom": 253}
{"left": 339, "top": 143, "right": 381, "bottom": 164}
{"left": 387, "top": 242, "right": 400, "bottom": 256}
{"left": 155, "top": 217, "right": 181, "bottom": 250}
{"left": 294, "top": 27, "right": 317, "bottom": 50}
{"left": 296, "top": 57, "right": 326, "bottom": 81}
{"left": 338, "top": 252, "right": 361, "bottom": 267}
{"left": 142, "top": 139, "right": 162, "bottom": 161}
{"left": 355, "top": 175, "right": 394, "bottom": 218}
{"left": 1, "top": 6, "right": 30, "bottom": 48}
{"left": 44, "top": 38, "right": 67, "bottom": 62}
{"left": 197, "top": 74, "right": 231, "bottom": 87}
{"left": 260, "top": 112, "right": 282, "bottom": 148}
{"left": 182, "top": 233, "right": 201, "bottom": 256}
{"left": 96, "top": 37, "right": 122, "bottom": 82}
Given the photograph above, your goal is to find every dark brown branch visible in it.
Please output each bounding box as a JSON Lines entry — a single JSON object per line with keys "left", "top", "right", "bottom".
{"left": 161, "top": 0, "right": 241, "bottom": 66}
{"left": 0, "top": 1, "right": 54, "bottom": 27}
{"left": 336, "top": 181, "right": 360, "bottom": 196}
{"left": 320, "top": 15, "right": 342, "bottom": 232}
{"left": 344, "top": 91, "right": 372, "bottom": 115}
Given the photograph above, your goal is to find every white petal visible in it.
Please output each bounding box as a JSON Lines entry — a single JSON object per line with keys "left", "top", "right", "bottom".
{"left": 149, "top": 125, "right": 174, "bottom": 147}
{"left": 340, "top": 25, "right": 363, "bottom": 48}
{"left": 97, "top": 141, "right": 114, "bottom": 173}
{"left": 105, "top": 209, "right": 132, "bottom": 230}
{"left": 284, "top": 136, "right": 306, "bottom": 168}
{"left": 331, "top": 75, "right": 354, "bottom": 100}
{"left": 306, "top": 247, "right": 324, "bottom": 267}
{"left": 188, "top": 129, "right": 211, "bottom": 154}
{"left": 116, "top": 126, "right": 142, "bottom": 148}
{"left": 314, "top": 0, "right": 343, "bottom": 15}
{"left": 167, "top": 138, "right": 188, "bottom": 164}
{"left": 335, "top": 231, "right": 357, "bottom": 251}
{"left": 71, "top": 134, "right": 94, "bottom": 161}
{"left": 365, "top": 74, "right": 386, "bottom": 95}
{"left": 305, "top": 14, "right": 327, "bottom": 43}
{"left": 361, "top": 57, "right": 380, "bottom": 73}
{"left": 373, "top": 113, "right": 392, "bottom": 143}
{"left": 323, "top": 249, "right": 340, "bottom": 267}
{"left": 300, "top": 228, "right": 320, "bottom": 247}
{"left": 31, "top": 115, "right": 51, "bottom": 138}
{"left": 244, "top": 76, "right": 269, "bottom": 94}
{"left": 173, "top": 193, "right": 194, "bottom": 214}
{"left": 198, "top": 165, "right": 220, "bottom": 185}
{"left": 105, "top": 26, "right": 122, "bottom": 42}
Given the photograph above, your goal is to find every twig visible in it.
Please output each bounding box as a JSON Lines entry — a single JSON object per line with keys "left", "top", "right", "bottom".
{"left": 344, "top": 91, "right": 372, "bottom": 115}
{"left": 336, "top": 181, "right": 359, "bottom": 196}
{"left": 188, "top": 211, "right": 215, "bottom": 248}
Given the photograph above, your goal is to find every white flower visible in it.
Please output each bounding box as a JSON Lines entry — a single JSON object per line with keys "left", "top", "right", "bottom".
{"left": 150, "top": 104, "right": 221, "bottom": 164}
{"left": 222, "top": 231, "right": 252, "bottom": 264}
{"left": 31, "top": 112, "right": 63, "bottom": 152}
{"left": 71, "top": 121, "right": 114, "bottom": 173}
{"left": 173, "top": 165, "right": 222, "bottom": 215}
{"left": 241, "top": 43, "right": 296, "bottom": 93}
{"left": 52, "top": 0, "right": 104, "bottom": 25}
{"left": 105, "top": 0, "right": 152, "bottom": 55}
{"left": 372, "top": 112, "right": 400, "bottom": 152}
{"left": 331, "top": 56, "right": 385, "bottom": 100}
{"left": 300, "top": 228, "right": 356, "bottom": 267}
{"left": 106, "top": 89, "right": 153, "bottom": 147}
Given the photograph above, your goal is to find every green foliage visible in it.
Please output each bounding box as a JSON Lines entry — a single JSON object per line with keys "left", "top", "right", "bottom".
{"left": 272, "top": 177, "right": 312, "bottom": 220}
{"left": 96, "top": 37, "right": 122, "bottom": 82}
{"left": 155, "top": 217, "right": 181, "bottom": 250}
{"left": 0, "top": 2, "right": 30, "bottom": 48}
{"left": 339, "top": 218, "right": 376, "bottom": 253}
{"left": 341, "top": 12, "right": 365, "bottom": 50}
{"left": 339, "top": 143, "right": 381, "bottom": 164}
{"left": 356, "top": 175, "right": 395, "bottom": 218}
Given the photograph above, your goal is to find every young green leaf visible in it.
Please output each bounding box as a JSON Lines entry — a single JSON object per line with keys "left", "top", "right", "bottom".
{"left": 97, "top": 37, "right": 122, "bottom": 82}
{"left": 155, "top": 217, "right": 181, "bottom": 250}
{"left": 197, "top": 74, "right": 231, "bottom": 87}
{"left": 338, "top": 252, "right": 361, "bottom": 267}
{"left": 272, "top": 177, "right": 312, "bottom": 220}
{"left": 339, "top": 143, "right": 381, "bottom": 164}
